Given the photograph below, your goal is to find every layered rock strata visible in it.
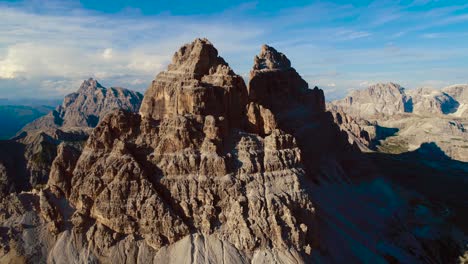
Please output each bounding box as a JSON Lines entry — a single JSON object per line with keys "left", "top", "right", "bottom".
{"left": 0, "top": 38, "right": 465, "bottom": 264}
{"left": 50, "top": 38, "right": 318, "bottom": 262}
{"left": 0, "top": 79, "right": 143, "bottom": 196}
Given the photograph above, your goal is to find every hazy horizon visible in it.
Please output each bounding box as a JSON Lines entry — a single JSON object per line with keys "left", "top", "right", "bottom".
{"left": 1, "top": 79, "right": 467, "bottom": 104}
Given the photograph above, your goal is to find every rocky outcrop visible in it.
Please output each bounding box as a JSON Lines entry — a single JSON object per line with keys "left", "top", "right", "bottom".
{"left": 248, "top": 44, "right": 352, "bottom": 168}
{"left": 407, "top": 87, "right": 459, "bottom": 115}
{"left": 56, "top": 39, "right": 316, "bottom": 261}
{"left": 1, "top": 39, "right": 465, "bottom": 264}
{"left": 22, "top": 78, "right": 143, "bottom": 132}
{"left": 248, "top": 45, "right": 325, "bottom": 117}
{"left": 329, "top": 83, "right": 468, "bottom": 161}
{"left": 140, "top": 39, "right": 247, "bottom": 130}
{"left": 443, "top": 85, "right": 468, "bottom": 117}
{"left": 327, "top": 105, "right": 379, "bottom": 151}
{"left": 333, "top": 83, "right": 411, "bottom": 118}
{"left": 0, "top": 79, "right": 144, "bottom": 196}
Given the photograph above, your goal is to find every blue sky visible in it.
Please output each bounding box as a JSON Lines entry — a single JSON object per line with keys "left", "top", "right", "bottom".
{"left": 1, "top": 0, "right": 468, "bottom": 100}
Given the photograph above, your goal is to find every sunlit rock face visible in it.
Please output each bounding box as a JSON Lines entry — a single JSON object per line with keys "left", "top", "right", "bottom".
{"left": 140, "top": 38, "right": 248, "bottom": 130}
{"left": 329, "top": 82, "right": 468, "bottom": 161}
{"left": 47, "top": 38, "right": 317, "bottom": 262}
{"left": 24, "top": 78, "right": 143, "bottom": 131}
{"left": 332, "top": 82, "right": 411, "bottom": 118}
{"left": 1, "top": 39, "right": 465, "bottom": 264}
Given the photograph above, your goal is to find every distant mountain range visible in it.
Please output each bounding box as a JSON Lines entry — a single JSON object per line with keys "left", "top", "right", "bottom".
{"left": 0, "top": 78, "right": 143, "bottom": 194}
{"left": 0, "top": 39, "right": 466, "bottom": 263}
{"left": 328, "top": 82, "right": 468, "bottom": 161}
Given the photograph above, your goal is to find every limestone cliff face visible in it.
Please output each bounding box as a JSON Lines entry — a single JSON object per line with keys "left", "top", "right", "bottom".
{"left": 60, "top": 39, "right": 316, "bottom": 260}
{"left": 327, "top": 104, "right": 379, "bottom": 151}
{"left": 1, "top": 39, "right": 465, "bottom": 264}
{"left": 407, "top": 87, "right": 459, "bottom": 115}
{"left": 329, "top": 83, "right": 468, "bottom": 161}
{"left": 332, "top": 82, "right": 411, "bottom": 118}
{"left": 248, "top": 44, "right": 354, "bottom": 169}
{"left": 333, "top": 83, "right": 466, "bottom": 118}
{"left": 248, "top": 45, "right": 325, "bottom": 118}
{"left": 0, "top": 79, "right": 143, "bottom": 196}
{"left": 23, "top": 78, "right": 143, "bottom": 132}
{"left": 443, "top": 85, "right": 468, "bottom": 117}
{"left": 140, "top": 38, "right": 247, "bottom": 130}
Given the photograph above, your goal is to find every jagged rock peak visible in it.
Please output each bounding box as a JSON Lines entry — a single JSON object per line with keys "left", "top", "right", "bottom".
{"left": 253, "top": 44, "right": 291, "bottom": 70}
{"left": 140, "top": 38, "right": 247, "bottom": 124}
{"left": 77, "top": 78, "right": 104, "bottom": 93}
{"left": 248, "top": 44, "right": 325, "bottom": 114}
{"left": 167, "top": 37, "right": 231, "bottom": 78}
{"left": 21, "top": 78, "right": 143, "bottom": 131}
{"left": 368, "top": 82, "right": 405, "bottom": 94}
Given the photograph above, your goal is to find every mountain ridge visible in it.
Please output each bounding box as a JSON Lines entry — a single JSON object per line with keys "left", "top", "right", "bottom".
{"left": 328, "top": 82, "right": 468, "bottom": 161}
{"left": 0, "top": 79, "right": 144, "bottom": 195}
{"left": 0, "top": 39, "right": 466, "bottom": 263}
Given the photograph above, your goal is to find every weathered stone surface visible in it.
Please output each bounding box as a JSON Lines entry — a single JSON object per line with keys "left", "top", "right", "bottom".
{"left": 22, "top": 78, "right": 143, "bottom": 131}
{"left": 140, "top": 38, "right": 248, "bottom": 131}
{"left": 1, "top": 38, "right": 466, "bottom": 264}
{"left": 64, "top": 39, "right": 316, "bottom": 258}
{"left": 248, "top": 45, "right": 325, "bottom": 117}
{"left": 0, "top": 79, "right": 143, "bottom": 196}
{"left": 48, "top": 143, "right": 83, "bottom": 198}
{"left": 407, "top": 87, "right": 459, "bottom": 115}
{"left": 333, "top": 82, "right": 411, "bottom": 118}
{"left": 245, "top": 102, "right": 277, "bottom": 135}
{"left": 329, "top": 83, "right": 468, "bottom": 161}
{"left": 327, "top": 104, "right": 379, "bottom": 151}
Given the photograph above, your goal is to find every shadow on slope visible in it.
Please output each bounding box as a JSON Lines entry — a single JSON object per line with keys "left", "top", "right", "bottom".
{"left": 369, "top": 125, "right": 399, "bottom": 150}
{"left": 366, "top": 142, "right": 468, "bottom": 233}
{"left": 308, "top": 141, "right": 466, "bottom": 263}
{"left": 0, "top": 140, "right": 30, "bottom": 194}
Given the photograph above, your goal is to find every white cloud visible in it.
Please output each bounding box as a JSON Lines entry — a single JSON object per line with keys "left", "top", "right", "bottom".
{"left": 102, "top": 48, "right": 113, "bottom": 59}
{"left": 335, "top": 29, "right": 371, "bottom": 40}
{"left": 0, "top": 4, "right": 265, "bottom": 97}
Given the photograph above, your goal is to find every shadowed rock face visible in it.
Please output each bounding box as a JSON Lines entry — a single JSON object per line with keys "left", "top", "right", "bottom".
{"left": 61, "top": 38, "right": 317, "bottom": 259}
{"left": 248, "top": 44, "right": 353, "bottom": 172}
{"left": 0, "top": 80, "right": 144, "bottom": 196}
{"left": 0, "top": 39, "right": 466, "bottom": 264}
{"left": 248, "top": 44, "right": 325, "bottom": 116}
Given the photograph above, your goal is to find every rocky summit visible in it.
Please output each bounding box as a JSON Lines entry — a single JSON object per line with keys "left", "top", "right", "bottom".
{"left": 0, "top": 39, "right": 466, "bottom": 263}
{"left": 0, "top": 79, "right": 143, "bottom": 196}
{"left": 23, "top": 78, "right": 143, "bottom": 132}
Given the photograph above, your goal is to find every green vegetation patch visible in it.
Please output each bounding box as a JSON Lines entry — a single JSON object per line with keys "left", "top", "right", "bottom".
{"left": 377, "top": 137, "right": 409, "bottom": 154}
